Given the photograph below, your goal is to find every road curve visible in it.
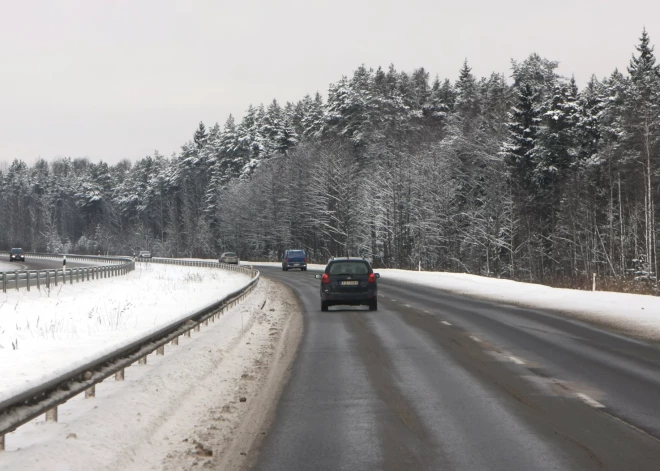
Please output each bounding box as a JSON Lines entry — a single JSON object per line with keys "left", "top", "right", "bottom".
{"left": 253, "top": 266, "right": 660, "bottom": 470}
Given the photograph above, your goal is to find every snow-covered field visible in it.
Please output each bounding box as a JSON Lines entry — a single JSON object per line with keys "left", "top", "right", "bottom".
{"left": 0, "top": 262, "right": 251, "bottom": 404}
{"left": 245, "top": 261, "right": 660, "bottom": 342}
{"left": 0, "top": 277, "right": 301, "bottom": 471}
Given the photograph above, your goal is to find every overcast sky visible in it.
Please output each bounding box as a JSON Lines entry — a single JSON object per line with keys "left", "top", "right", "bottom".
{"left": 0, "top": 0, "right": 658, "bottom": 166}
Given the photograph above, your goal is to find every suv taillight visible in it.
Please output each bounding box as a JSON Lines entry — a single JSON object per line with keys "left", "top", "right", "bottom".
{"left": 322, "top": 273, "right": 330, "bottom": 284}
{"left": 286, "top": 257, "right": 289, "bottom": 263}
{"left": 368, "top": 273, "right": 376, "bottom": 283}
{"left": 304, "top": 257, "right": 307, "bottom": 264}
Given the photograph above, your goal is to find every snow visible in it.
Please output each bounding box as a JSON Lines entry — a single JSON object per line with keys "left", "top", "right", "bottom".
{"left": 378, "top": 270, "right": 660, "bottom": 340}
{"left": 0, "top": 262, "right": 251, "bottom": 405}
{"left": 0, "top": 277, "right": 301, "bottom": 471}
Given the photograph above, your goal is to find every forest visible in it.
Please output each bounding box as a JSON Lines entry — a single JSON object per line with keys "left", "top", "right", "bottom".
{"left": 1, "top": 30, "right": 659, "bottom": 291}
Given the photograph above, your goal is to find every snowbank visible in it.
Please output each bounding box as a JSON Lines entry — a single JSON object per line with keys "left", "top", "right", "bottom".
{"left": 380, "top": 269, "right": 660, "bottom": 341}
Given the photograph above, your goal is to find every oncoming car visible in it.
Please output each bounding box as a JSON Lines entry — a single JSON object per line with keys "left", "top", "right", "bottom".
{"left": 219, "top": 252, "right": 239, "bottom": 264}
{"left": 9, "top": 248, "right": 25, "bottom": 262}
{"left": 315, "top": 257, "right": 380, "bottom": 311}
{"left": 138, "top": 250, "right": 151, "bottom": 259}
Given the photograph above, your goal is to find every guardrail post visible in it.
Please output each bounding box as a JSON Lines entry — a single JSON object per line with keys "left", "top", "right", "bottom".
{"left": 156, "top": 345, "right": 165, "bottom": 355}
{"left": 85, "top": 385, "right": 95, "bottom": 398}
{"left": 185, "top": 330, "right": 191, "bottom": 337}
{"left": 0, "top": 434, "right": 4, "bottom": 452}
{"left": 46, "top": 407, "right": 58, "bottom": 422}
{"left": 172, "top": 336, "right": 179, "bottom": 345}
{"left": 2, "top": 273, "right": 5, "bottom": 293}
{"left": 139, "top": 356, "right": 147, "bottom": 365}
{"left": 194, "top": 324, "right": 200, "bottom": 332}
{"left": 36, "top": 271, "right": 40, "bottom": 290}
{"left": 76, "top": 269, "right": 79, "bottom": 283}
{"left": 69, "top": 270, "right": 73, "bottom": 284}
{"left": 115, "top": 369, "right": 125, "bottom": 381}
{"left": 25, "top": 272, "right": 30, "bottom": 292}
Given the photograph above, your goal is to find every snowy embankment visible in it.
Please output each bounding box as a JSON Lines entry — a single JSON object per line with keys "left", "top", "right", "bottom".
{"left": 0, "top": 262, "right": 250, "bottom": 404}
{"left": 246, "top": 261, "right": 660, "bottom": 341}
{"left": 0, "top": 277, "right": 302, "bottom": 471}
{"left": 0, "top": 261, "right": 21, "bottom": 272}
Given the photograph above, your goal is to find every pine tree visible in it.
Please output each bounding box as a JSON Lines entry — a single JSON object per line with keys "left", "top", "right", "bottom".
{"left": 194, "top": 122, "right": 208, "bottom": 149}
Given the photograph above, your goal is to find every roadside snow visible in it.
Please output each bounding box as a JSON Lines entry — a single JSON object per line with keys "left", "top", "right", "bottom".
{"left": 380, "top": 270, "right": 660, "bottom": 341}
{"left": 0, "top": 262, "right": 250, "bottom": 404}
{"left": 0, "top": 277, "right": 302, "bottom": 471}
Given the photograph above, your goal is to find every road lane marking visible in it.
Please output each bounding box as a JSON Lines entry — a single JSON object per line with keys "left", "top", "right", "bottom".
{"left": 441, "top": 321, "right": 452, "bottom": 326}
{"left": 469, "top": 336, "right": 482, "bottom": 343}
{"left": 405, "top": 304, "right": 412, "bottom": 308}
{"left": 576, "top": 393, "right": 605, "bottom": 409}
{"left": 423, "top": 310, "right": 430, "bottom": 314}
{"left": 508, "top": 355, "right": 525, "bottom": 365}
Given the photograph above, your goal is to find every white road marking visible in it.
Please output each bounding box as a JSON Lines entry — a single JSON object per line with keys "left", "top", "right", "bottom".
{"left": 423, "top": 310, "right": 430, "bottom": 314}
{"left": 441, "top": 321, "right": 452, "bottom": 326}
{"left": 508, "top": 355, "right": 525, "bottom": 365}
{"left": 576, "top": 393, "right": 605, "bottom": 409}
{"left": 469, "top": 336, "right": 482, "bottom": 343}
{"left": 405, "top": 304, "right": 412, "bottom": 308}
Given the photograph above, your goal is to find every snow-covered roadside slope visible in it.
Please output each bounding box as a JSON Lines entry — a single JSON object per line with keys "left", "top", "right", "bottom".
{"left": 0, "top": 261, "right": 21, "bottom": 271}
{"left": 0, "top": 277, "right": 302, "bottom": 471}
{"left": 0, "top": 262, "right": 250, "bottom": 403}
{"left": 380, "top": 270, "right": 660, "bottom": 341}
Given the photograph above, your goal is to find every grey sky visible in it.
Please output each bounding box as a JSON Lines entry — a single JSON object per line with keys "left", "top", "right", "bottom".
{"left": 0, "top": 0, "right": 657, "bottom": 165}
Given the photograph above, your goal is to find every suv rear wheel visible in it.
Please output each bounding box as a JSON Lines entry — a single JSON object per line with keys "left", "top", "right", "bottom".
{"left": 321, "top": 301, "right": 329, "bottom": 312}
{"left": 369, "top": 299, "right": 378, "bottom": 311}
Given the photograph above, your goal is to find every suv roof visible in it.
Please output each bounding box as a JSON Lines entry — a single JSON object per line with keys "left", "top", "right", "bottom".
{"left": 328, "top": 256, "right": 369, "bottom": 262}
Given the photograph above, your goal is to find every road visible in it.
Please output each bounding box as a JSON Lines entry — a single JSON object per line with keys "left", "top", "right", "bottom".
{"left": 254, "top": 266, "right": 660, "bottom": 470}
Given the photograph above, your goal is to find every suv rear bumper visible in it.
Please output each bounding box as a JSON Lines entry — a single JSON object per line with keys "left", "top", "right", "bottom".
{"left": 321, "top": 290, "right": 376, "bottom": 303}
{"left": 284, "top": 262, "right": 306, "bottom": 268}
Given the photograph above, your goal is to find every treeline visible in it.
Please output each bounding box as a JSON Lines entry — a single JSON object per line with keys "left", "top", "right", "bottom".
{"left": 1, "top": 30, "right": 659, "bottom": 290}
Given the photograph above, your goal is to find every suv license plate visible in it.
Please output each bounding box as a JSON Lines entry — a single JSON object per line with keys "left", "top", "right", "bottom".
{"left": 341, "top": 281, "right": 359, "bottom": 286}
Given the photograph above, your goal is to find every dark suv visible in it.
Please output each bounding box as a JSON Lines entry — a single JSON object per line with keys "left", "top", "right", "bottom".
{"left": 9, "top": 248, "right": 25, "bottom": 262}
{"left": 315, "top": 257, "right": 380, "bottom": 311}
{"left": 282, "top": 249, "right": 307, "bottom": 271}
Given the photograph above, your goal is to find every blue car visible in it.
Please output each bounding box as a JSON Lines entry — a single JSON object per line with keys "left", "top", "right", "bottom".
{"left": 282, "top": 249, "right": 307, "bottom": 271}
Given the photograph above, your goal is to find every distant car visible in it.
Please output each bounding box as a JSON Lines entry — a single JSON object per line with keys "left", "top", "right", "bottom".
{"left": 282, "top": 249, "right": 307, "bottom": 271}
{"left": 315, "top": 257, "right": 379, "bottom": 311}
{"left": 138, "top": 251, "right": 152, "bottom": 258}
{"left": 219, "top": 252, "right": 239, "bottom": 264}
{"left": 9, "top": 248, "right": 25, "bottom": 262}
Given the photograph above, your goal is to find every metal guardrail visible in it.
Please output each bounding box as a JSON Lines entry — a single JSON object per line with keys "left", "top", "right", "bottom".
{"left": 0, "top": 257, "right": 259, "bottom": 450}
{"left": 1, "top": 253, "right": 134, "bottom": 293}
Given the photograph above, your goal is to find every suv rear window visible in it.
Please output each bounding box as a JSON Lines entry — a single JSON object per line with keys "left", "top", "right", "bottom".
{"left": 225, "top": 252, "right": 237, "bottom": 257}
{"left": 328, "top": 261, "right": 370, "bottom": 275}
{"left": 288, "top": 250, "right": 305, "bottom": 256}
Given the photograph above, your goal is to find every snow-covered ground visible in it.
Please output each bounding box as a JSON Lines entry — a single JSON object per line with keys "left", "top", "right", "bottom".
{"left": 0, "top": 277, "right": 302, "bottom": 471}
{"left": 245, "top": 261, "right": 660, "bottom": 342}
{"left": 0, "top": 262, "right": 251, "bottom": 404}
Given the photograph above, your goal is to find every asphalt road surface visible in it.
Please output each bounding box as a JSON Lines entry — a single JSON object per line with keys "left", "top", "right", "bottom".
{"left": 254, "top": 266, "right": 660, "bottom": 470}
